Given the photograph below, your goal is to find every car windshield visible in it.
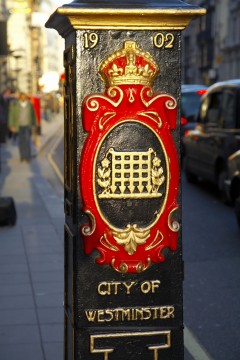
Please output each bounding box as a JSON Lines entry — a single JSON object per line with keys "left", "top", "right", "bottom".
{"left": 181, "top": 92, "right": 202, "bottom": 120}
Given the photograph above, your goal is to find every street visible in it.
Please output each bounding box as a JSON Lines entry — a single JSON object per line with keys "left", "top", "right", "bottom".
{"left": 49, "top": 131, "right": 240, "bottom": 360}
{"left": 182, "top": 175, "right": 240, "bottom": 360}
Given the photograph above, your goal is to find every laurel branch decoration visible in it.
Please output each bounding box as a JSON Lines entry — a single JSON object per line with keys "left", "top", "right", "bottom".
{"left": 97, "top": 156, "right": 111, "bottom": 195}
{"left": 151, "top": 153, "right": 165, "bottom": 193}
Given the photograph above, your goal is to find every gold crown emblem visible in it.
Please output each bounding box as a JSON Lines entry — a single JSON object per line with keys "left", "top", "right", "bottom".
{"left": 99, "top": 41, "right": 159, "bottom": 87}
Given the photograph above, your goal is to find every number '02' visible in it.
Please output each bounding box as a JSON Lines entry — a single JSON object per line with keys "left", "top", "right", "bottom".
{"left": 83, "top": 33, "right": 99, "bottom": 49}
{"left": 153, "top": 33, "right": 175, "bottom": 49}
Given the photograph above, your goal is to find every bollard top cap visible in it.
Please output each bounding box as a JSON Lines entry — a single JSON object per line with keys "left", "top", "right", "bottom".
{"left": 61, "top": 0, "right": 201, "bottom": 9}
{"left": 46, "top": 0, "right": 206, "bottom": 34}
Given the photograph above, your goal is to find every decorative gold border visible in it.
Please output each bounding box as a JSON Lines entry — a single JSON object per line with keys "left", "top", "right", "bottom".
{"left": 138, "top": 111, "right": 162, "bottom": 128}
{"left": 140, "top": 87, "right": 177, "bottom": 109}
{"left": 93, "top": 119, "right": 170, "bottom": 233}
{"left": 90, "top": 330, "right": 171, "bottom": 359}
{"left": 86, "top": 87, "right": 124, "bottom": 112}
{"left": 100, "top": 233, "right": 119, "bottom": 252}
{"left": 55, "top": 8, "right": 206, "bottom": 30}
{"left": 82, "top": 210, "right": 96, "bottom": 236}
{"left": 145, "top": 230, "right": 163, "bottom": 250}
{"left": 168, "top": 207, "right": 180, "bottom": 232}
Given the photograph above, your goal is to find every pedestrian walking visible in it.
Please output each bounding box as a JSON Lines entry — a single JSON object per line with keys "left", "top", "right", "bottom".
{"left": 0, "top": 89, "right": 11, "bottom": 143}
{"left": 8, "top": 92, "right": 37, "bottom": 162}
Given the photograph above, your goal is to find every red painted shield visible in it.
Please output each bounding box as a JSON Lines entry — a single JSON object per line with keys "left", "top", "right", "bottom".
{"left": 79, "top": 41, "right": 180, "bottom": 273}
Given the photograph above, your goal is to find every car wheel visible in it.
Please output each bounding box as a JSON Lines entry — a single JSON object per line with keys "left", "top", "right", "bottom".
{"left": 235, "top": 197, "right": 240, "bottom": 228}
{"left": 184, "top": 157, "right": 198, "bottom": 183}
{"left": 185, "top": 168, "right": 198, "bottom": 183}
{"left": 217, "top": 169, "right": 228, "bottom": 203}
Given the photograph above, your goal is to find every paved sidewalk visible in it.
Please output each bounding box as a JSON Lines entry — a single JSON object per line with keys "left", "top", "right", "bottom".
{"left": 0, "top": 114, "right": 64, "bottom": 360}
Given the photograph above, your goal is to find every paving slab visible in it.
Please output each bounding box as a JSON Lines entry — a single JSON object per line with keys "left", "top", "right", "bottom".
{"left": 0, "top": 114, "right": 65, "bottom": 360}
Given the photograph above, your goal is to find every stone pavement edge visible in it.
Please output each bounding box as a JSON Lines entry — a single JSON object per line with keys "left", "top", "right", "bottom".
{"left": 0, "top": 113, "right": 65, "bottom": 360}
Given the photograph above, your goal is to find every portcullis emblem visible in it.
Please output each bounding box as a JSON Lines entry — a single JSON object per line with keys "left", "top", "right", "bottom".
{"left": 79, "top": 41, "right": 180, "bottom": 273}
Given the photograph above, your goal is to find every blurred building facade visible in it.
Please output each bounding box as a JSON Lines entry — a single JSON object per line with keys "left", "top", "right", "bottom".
{"left": 1, "top": 1, "right": 240, "bottom": 90}
{"left": 0, "top": 0, "right": 64, "bottom": 94}
{"left": 183, "top": 0, "right": 240, "bottom": 85}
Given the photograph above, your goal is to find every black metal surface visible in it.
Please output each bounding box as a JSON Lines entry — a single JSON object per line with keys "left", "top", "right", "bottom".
{"left": 61, "top": 30, "right": 183, "bottom": 360}
{"left": 61, "top": 27, "right": 183, "bottom": 359}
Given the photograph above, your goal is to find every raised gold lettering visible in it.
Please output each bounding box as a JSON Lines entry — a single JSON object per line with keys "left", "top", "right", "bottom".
{"left": 141, "top": 281, "right": 151, "bottom": 294}
{"left": 114, "top": 309, "right": 120, "bottom": 321}
{"left": 135, "top": 309, "right": 144, "bottom": 320}
{"left": 113, "top": 282, "right": 121, "bottom": 295}
{"left": 97, "top": 310, "right": 105, "bottom": 322}
{"left": 142, "top": 308, "right": 152, "bottom": 320}
{"left": 123, "top": 281, "right": 136, "bottom": 294}
{"left": 140, "top": 280, "right": 161, "bottom": 294}
{"left": 121, "top": 309, "right": 131, "bottom": 321}
{"left": 152, "top": 307, "right": 159, "bottom": 320}
{"left": 160, "top": 307, "right": 168, "bottom": 319}
{"left": 85, "top": 310, "right": 97, "bottom": 322}
{"left": 83, "top": 32, "right": 99, "bottom": 49}
{"left": 97, "top": 281, "right": 138, "bottom": 295}
{"left": 98, "top": 282, "right": 110, "bottom": 295}
{"left": 85, "top": 306, "right": 175, "bottom": 323}
{"left": 160, "top": 306, "right": 175, "bottom": 319}
{"left": 105, "top": 309, "right": 114, "bottom": 322}
{"left": 153, "top": 32, "right": 175, "bottom": 49}
{"left": 167, "top": 306, "right": 175, "bottom": 319}
{"left": 151, "top": 280, "right": 161, "bottom": 293}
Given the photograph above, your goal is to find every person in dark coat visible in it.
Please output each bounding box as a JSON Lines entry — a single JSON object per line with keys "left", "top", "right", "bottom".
{"left": 8, "top": 92, "right": 37, "bottom": 162}
{"left": 0, "top": 92, "right": 9, "bottom": 143}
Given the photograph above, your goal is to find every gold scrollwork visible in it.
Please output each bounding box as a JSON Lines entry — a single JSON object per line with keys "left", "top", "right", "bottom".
{"left": 99, "top": 112, "right": 116, "bottom": 130}
{"left": 140, "top": 86, "right": 177, "bottom": 109}
{"left": 138, "top": 111, "right": 162, "bottom": 128}
{"left": 168, "top": 207, "right": 180, "bottom": 232}
{"left": 112, "top": 224, "right": 150, "bottom": 255}
{"left": 86, "top": 86, "right": 124, "bottom": 111}
{"left": 100, "top": 234, "right": 119, "bottom": 252}
{"left": 145, "top": 230, "right": 163, "bottom": 250}
{"left": 111, "top": 258, "right": 152, "bottom": 273}
{"left": 82, "top": 210, "right": 96, "bottom": 236}
{"left": 111, "top": 259, "right": 128, "bottom": 273}
{"left": 90, "top": 331, "right": 171, "bottom": 360}
{"left": 136, "top": 258, "right": 152, "bottom": 273}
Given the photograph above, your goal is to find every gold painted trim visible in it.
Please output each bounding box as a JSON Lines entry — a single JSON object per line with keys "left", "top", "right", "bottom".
{"left": 100, "top": 234, "right": 119, "bottom": 252}
{"left": 138, "top": 111, "right": 162, "bottom": 128}
{"left": 99, "top": 112, "right": 116, "bottom": 130}
{"left": 56, "top": 8, "right": 206, "bottom": 30}
{"left": 90, "top": 330, "right": 171, "bottom": 360}
{"left": 86, "top": 87, "right": 124, "bottom": 111}
{"left": 140, "top": 87, "right": 177, "bottom": 109}
{"left": 111, "top": 258, "right": 152, "bottom": 273}
{"left": 93, "top": 119, "right": 170, "bottom": 233}
{"left": 145, "top": 230, "right": 163, "bottom": 250}
{"left": 82, "top": 210, "right": 96, "bottom": 236}
{"left": 168, "top": 207, "right": 180, "bottom": 232}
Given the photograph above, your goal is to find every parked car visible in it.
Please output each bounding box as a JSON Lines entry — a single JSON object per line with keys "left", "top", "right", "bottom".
{"left": 181, "top": 84, "right": 208, "bottom": 155}
{"left": 225, "top": 150, "right": 240, "bottom": 226}
{"left": 184, "top": 79, "right": 240, "bottom": 197}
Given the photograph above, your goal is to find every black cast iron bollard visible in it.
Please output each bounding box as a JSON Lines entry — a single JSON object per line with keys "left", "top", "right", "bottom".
{"left": 46, "top": 1, "right": 205, "bottom": 359}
